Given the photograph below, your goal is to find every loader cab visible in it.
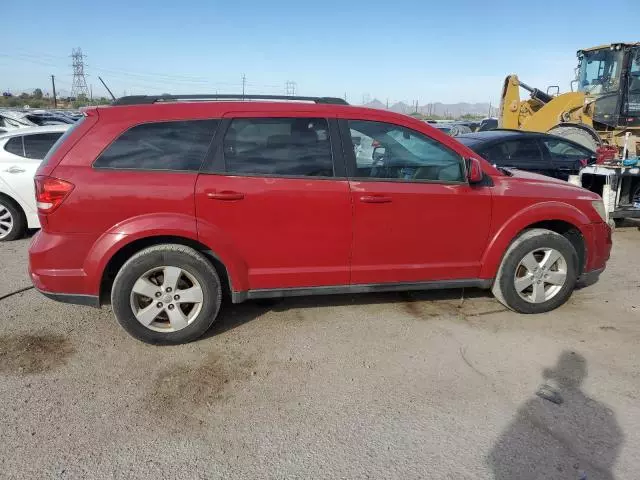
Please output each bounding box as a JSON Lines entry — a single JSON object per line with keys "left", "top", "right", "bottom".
{"left": 576, "top": 43, "right": 640, "bottom": 128}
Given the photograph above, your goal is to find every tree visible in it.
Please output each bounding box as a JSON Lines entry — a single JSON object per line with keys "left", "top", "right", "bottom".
{"left": 33, "top": 88, "right": 43, "bottom": 99}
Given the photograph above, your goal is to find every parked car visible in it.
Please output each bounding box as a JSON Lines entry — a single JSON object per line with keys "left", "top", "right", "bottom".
{"left": 29, "top": 95, "right": 611, "bottom": 344}
{"left": 0, "top": 125, "right": 70, "bottom": 240}
{"left": 457, "top": 130, "right": 597, "bottom": 180}
{"left": 0, "top": 109, "right": 37, "bottom": 133}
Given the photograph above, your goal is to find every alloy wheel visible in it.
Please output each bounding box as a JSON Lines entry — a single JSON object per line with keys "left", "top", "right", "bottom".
{"left": 0, "top": 206, "right": 14, "bottom": 240}
{"left": 513, "top": 248, "right": 568, "bottom": 304}
{"left": 129, "top": 266, "right": 204, "bottom": 332}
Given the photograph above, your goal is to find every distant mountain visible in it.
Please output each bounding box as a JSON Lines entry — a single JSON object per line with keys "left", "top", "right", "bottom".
{"left": 363, "top": 98, "right": 491, "bottom": 118}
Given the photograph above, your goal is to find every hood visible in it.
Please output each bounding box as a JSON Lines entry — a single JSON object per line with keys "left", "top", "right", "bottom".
{"left": 503, "top": 168, "right": 600, "bottom": 200}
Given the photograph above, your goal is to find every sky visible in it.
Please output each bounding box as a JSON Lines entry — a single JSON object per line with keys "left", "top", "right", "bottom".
{"left": 1, "top": 0, "right": 639, "bottom": 105}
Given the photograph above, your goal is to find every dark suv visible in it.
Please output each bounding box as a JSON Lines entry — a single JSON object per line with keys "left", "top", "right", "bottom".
{"left": 29, "top": 95, "right": 611, "bottom": 344}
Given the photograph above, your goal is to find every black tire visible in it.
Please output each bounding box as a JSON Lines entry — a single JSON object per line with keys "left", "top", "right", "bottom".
{"left": 547, "top": 125, "right": 600, "bottom": 151}
{"left": 0, "top": 196, "right": 27, "bottom": 242}
{"left": 492, "top": 229, "right": 579, "bottom": 314}
{"left": 111, "top": 244, "right": 222, "bottom": 344}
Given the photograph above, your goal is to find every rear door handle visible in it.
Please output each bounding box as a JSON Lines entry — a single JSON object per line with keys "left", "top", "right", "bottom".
{"left": 360, "top": 195, "right": 392, "bottom": 204}
{"left": 206, "top": 191, "right": 245, "bottom": 201}
{"left": 3, "top": 166, "right": 25, "bottom": 174}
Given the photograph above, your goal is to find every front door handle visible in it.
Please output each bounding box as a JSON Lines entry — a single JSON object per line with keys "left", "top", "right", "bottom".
{"left": 360, "top": 195, "right": 392, "bottom": 204}
{"left": 3, "top": 166, "right": 25, "bottom": 174}
{"left": 206, "top": 191, "right": 245, "bottom": 201}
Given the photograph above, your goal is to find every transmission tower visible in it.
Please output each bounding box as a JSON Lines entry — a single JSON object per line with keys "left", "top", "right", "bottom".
{"left": 70, "top": 48, "right": 89, "bottom": 98}
{"left": 285, "top": 80, "right": 296, "bottom": 96}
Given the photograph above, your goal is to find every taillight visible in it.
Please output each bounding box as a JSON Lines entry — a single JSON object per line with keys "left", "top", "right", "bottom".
{"left": 34, "top": 176, "right": 74, "bottom": 213}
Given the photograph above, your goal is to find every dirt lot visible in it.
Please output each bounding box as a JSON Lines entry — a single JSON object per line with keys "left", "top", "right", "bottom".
{"left": 1, "top": 227, "right": 639, "bottom": 479}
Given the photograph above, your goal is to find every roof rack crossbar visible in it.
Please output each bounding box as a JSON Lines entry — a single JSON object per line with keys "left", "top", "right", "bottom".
{"left": 112, "top": 94, "right": 349, "bottom": 106}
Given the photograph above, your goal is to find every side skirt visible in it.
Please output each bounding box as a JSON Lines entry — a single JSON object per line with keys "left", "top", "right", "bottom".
{"left": 232, "top": 279, "right": 493, "bottom": 304}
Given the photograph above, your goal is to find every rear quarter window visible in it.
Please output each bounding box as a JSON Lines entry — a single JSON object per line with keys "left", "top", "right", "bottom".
{"left": 94, "top": 120, "right": 219, "bottom": 171}
{"left": 4, "top": 136, "right": 25, "bottom": 157}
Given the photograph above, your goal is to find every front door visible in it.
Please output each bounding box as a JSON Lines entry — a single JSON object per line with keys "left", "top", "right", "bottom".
{"left": 195, "top": 115, "right": 352, "bottom": 291}
{"left": 342, "top": 119, "right": 492, "bottom": 284}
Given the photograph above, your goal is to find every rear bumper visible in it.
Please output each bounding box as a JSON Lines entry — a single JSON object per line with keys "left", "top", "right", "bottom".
{"left": 36, "top": 288, "right": 100, "bottom": 308}
{"left": 577, "top": 266, "right": 605, "bottom": 288}
{"left": 28, "top": 230, "right": 99, "bottom": 298}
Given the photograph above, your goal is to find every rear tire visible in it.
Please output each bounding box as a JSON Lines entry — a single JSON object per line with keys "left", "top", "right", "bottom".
{"left": 492, "top": 229, "right": 578, "bottom": 314}
{"left": 111, "top": 244, "right": 222, "bottom": 344}
{"left": 0, "top": 197, "right": 26, "bottom": 242}
{"left": 547, "top": 125, "right": 600, "bottom": 151}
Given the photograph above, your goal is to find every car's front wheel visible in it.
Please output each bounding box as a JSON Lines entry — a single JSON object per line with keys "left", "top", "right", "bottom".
{"left": 111, "top": 244, "right": 222, "bottom": 344}
{"left": 492, "top": 229, "right": 579, "bottom": 314}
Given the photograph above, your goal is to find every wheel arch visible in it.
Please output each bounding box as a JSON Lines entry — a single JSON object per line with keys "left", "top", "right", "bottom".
{"left": 98, "top": 235, "right": 233, "bottom": 306}
{"left": 480, "top": 203, "right": 590, "bottom": 279}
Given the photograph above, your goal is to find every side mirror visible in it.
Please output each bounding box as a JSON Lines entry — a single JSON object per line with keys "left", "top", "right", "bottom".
{"left": 467, "top": 157, "right": 484, "bottom": 184}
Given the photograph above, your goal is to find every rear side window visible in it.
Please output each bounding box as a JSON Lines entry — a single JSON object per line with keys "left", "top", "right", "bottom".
{"left": 94, "top": 120, "right": 219, "bottom": 171}
{"left": 4, "top": 136, "right": 24, "bottom": 157}
{"left": 224, "top": 118, "right": 334, "bottom": 177}
{"left": 23, "top": 133, "right": 64, "bottom": 159}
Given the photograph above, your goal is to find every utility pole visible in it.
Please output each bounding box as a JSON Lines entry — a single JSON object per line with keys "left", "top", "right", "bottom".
{"left": 241, "top": 74, "right": 246, "bottom": 100}
{"left": 90, "top": 84, "right": 93, "bottom": 101}
{"left": 488, "top": 101, "right": 492, "bottom": 117}
{"left": 386, "top": 98, "right": 389, "bottom": 109}
{"left": 50, "top": 75, "right": 57, "bottom": 108}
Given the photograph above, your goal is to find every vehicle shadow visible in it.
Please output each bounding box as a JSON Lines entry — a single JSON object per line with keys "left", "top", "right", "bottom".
{"left": 488, "top": 351, "right": 623, "bottom": 480}
{"left": 204, "top": 287, "right": 494, "bottom": 338}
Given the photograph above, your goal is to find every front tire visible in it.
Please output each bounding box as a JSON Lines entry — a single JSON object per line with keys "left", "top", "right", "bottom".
{"left": 0, "top": 197, "right": 26, "bottom": 242}
{"left": 111, "top": 244, "right": 222, "bottom": 344}
{"left": 492, "top": 229, "right": 578, "bottom": 314}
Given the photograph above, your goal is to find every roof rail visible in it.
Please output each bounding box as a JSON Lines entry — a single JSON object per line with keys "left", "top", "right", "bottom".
{"left": 112, "top": 94, "right": 349, "bottom": 106}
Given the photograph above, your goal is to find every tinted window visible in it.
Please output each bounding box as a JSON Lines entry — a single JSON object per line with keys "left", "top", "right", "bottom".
{"left": 4, "top": 136, "right": 24, "bottom": 157}
{"left": 543, "top": 138, "right": 592, "bottom": 158}
{"left": 348, "top": 120, "right": 464, "bottom": 182}
{"left": 224, "top": 118, "right": 333, "bottom": 177}
{"left": 94, "top": 120, "right": 218, "bottom": 171}
{"left": 23, "top": 133, "right": 64, "bottom": 159}
{"left": 481, "top": 139, "right": 542, "bottom": 165}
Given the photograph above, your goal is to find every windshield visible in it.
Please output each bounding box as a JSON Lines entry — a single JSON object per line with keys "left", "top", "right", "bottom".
{"left": 577, "top": 49, "right": 624, "bottom": 96}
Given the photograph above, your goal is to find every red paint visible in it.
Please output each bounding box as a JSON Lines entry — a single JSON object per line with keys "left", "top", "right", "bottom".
{"left": 28, "top": 100, "right": 611, "bottom": 302}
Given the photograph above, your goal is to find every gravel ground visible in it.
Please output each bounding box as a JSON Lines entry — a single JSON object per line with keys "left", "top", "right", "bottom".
{"left": 0, "top": 227, "right": 639, "bottom": 479}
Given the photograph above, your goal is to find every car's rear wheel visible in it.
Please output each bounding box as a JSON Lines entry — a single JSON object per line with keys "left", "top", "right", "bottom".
{"left": 492, "top": 229, "right": 579, "bottom": 314}
{"left": 0, "top": 197, "right": 26, "bottom": 242}
{"left": 111, "top": 244, "right": 222, "bottom": 344}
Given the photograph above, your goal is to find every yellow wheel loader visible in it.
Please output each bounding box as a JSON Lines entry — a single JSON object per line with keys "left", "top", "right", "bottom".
{"left": 499, "top": 42, "right": 640, "bottom": 155}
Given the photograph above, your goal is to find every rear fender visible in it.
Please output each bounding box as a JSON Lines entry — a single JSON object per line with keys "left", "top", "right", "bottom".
{"left": 479, "top": 201, "right": 591, "bottom": 279}
{"left": 82, "top": 213, "right": 248, "bottom": 294}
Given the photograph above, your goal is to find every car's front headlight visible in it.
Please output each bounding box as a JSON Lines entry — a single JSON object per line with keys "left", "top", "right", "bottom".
{"left": 592, "top": 200, "right": 607, "bottom": 222}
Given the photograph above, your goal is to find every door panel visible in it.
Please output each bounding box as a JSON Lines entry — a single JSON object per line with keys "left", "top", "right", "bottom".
{"left": 341, "top": 119, "right": 492, "bottom": 284}
{"left": 195, "top": 175, "right": 352, "bottom": 289}
{"left": 195, "top": 115, "right": 351, "bottom": 291}
{"left": 350, "top": 181, "right": 491, "bottom": 283}
{"left": 0, "top": 155, "right": 40, "bottom": 213}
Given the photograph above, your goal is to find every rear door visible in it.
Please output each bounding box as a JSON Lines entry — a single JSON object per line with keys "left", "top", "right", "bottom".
{"left": 341, "top": 118, "right": 492, "bottom": 284}
{"left": 195, "top": 113, "right": 352, "bottom": 291}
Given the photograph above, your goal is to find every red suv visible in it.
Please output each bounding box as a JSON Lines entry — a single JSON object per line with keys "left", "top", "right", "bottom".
{"left": 28, "top": 95, "right": 612, "bottom": 344}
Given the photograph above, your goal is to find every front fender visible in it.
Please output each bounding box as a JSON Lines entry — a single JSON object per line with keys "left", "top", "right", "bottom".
{"left": 479, "top": 201, "right": 591, "bottom": 279}
{"left": 82, "top": 213, "right": 248, "bottom": 295}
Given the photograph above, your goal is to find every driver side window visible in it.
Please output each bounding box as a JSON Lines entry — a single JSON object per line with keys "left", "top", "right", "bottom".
{"left": 347, "top": 120, "right": 464, "bottom": 182}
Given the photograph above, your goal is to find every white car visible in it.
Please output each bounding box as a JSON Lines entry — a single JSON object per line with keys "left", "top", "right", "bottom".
{"left": 0, "top": 124, "right": 70, "bottom": 241}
